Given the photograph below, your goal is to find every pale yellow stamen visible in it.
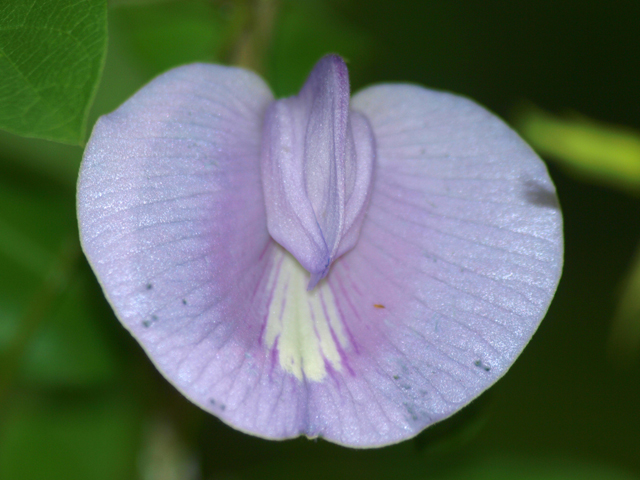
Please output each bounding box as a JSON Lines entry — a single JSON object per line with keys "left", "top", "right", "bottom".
{"left": 263, "top": 246, "right": 348, "bottom": 381}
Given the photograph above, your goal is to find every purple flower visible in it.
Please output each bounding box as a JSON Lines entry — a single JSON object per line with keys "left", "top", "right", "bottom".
{"left": 78, "top": 55, "right": 562, "bottom": 447}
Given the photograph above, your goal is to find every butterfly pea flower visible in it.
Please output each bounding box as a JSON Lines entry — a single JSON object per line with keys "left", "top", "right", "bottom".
{"left": 78, "top": 55, "right": 562, "bottom": 447}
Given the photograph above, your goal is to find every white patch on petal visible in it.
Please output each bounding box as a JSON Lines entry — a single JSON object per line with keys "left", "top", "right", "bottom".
{"left": 263, "top": 245, "right": 348, "bottom": 381}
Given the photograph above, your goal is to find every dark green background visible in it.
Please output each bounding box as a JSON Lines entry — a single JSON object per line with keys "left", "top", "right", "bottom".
{"left": 1, "top": 1, "right": 639, "bottom": 478}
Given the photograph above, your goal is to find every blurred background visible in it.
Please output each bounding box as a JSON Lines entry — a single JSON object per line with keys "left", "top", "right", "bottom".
{"left": 1, "top": 0, "right": 639, "bottom": 478}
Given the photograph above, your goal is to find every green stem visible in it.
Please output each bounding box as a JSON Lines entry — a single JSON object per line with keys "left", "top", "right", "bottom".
{"left": 608, "top": 241, "right": 640, "bottom": 367}
{"left": 218, "top": 0, "right": 279, "bottom": 75}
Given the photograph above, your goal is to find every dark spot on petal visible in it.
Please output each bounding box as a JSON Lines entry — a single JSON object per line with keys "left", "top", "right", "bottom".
{"left": 424, "top": 252, "right": 438, "bottom": 263}
{"left": 146, "top": 283, "right": 153, "bottom": 290}
{"left": 523, "top": 179, "right": 559, "bottom": 209}
{"left": 403, "top": 402, "right": 419, "bottom": 421}
{"left": 474, "top": 359, "right": 491, "bottom": 372}
{"left": 182, "top": 299, "right": 187, "bottom": 305}
{"left": 142, "top": 320, "right": 151, "bottom": 328}
{"left": 209, "top": 399, "right": 216, "bottom": 405}
{"left": 219, "top": 404, "right": 226, "bottom": 411}
{"left": 151, "top": 315, "right": 158, "bottom": 321}
{"left": 393, "top": 375, "right": 400, "bottom": 380}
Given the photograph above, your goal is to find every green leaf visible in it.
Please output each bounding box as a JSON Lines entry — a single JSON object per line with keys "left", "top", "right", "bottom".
{"left": 0, "top": 0, "right": 107, "bottom": 145}
{"left": 515, "top": 105, "right": 640, "bottom": 193}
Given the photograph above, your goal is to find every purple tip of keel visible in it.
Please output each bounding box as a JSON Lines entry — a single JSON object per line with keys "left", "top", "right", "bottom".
{"left": 307, "top": 266, "right": 328, "bottom": 290}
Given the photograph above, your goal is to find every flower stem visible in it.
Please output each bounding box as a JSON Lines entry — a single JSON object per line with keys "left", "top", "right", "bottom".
{"left": 219, "top": 0, "right": 279, "bottom": 75}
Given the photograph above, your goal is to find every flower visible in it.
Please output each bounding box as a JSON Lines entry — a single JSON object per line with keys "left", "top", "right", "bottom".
{"left": 77, "top": 55, "right": 563, "bottom": 447}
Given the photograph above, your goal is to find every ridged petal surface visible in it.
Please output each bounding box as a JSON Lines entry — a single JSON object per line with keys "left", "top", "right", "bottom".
{"left": 307, "top": 84, "right": 563, "bottom": 445}
{"left": 78, "top": 65, "right": 562, "bottom": 448}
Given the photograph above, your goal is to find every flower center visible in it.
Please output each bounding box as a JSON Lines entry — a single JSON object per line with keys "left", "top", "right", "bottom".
{"left": 262, "top": 244, "right": 348, "bottom": 381}
{"left": 260, "top": 55, "right": 375, "bottom": 289}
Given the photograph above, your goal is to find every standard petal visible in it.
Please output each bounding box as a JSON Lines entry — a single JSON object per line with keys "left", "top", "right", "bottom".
{"left": 292, "top": 84, "right": 563, "bottom": 446}
{"left": 78, "top": 64, "right": 313, "bottom": 439}
{"left": 79, "top": 64, "right": 562, "bottom": 448}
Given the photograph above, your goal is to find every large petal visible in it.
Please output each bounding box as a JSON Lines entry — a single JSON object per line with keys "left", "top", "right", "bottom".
{"left": 78, "top": 65, "right": 312, "bottom": 439}
{"left": 79, "top": 66, "right": 563, "bottom": 448}
{"left": 292, "top": 85, "right": 563, "bottom": 446}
